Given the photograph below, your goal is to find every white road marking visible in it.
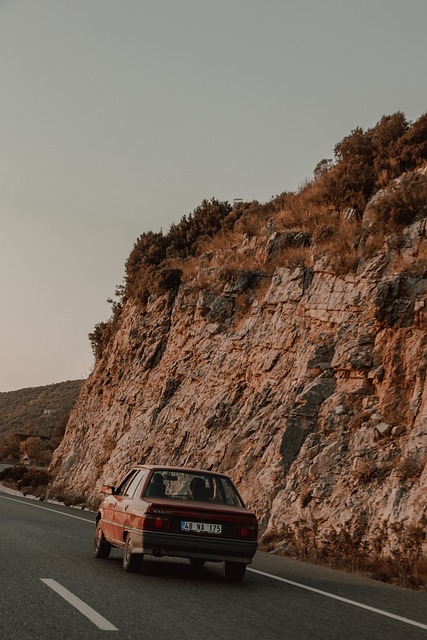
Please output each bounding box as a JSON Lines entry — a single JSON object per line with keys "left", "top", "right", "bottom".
{"left": 0, "top": 495, "right": 93, "bottom": 523}
{"left": 248, "top": 568, "right": 427, "bottom": 631}
{"left": 41, "top": 579, "right": 118, "bottom": 631}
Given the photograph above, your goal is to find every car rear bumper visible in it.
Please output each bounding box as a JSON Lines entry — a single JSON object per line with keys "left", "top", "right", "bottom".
{"left": 130, "top": 528, "right": 257, "bottom": 564}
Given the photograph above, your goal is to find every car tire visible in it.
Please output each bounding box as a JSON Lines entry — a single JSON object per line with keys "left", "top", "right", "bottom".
{"left": 225, "top": 561, "right": 246, "bottom": 582}
{"left": 94, "top": 522, "right": 111, "bottom": 559}
{"left": 189, "top": 558, "right": 206, "bottom": 569}
{"left": 123, "top": 536, "right": 143, "bottom": 572}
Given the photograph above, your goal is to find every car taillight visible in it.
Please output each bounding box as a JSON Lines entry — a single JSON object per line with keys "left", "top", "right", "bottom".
{"left": 232, "top": 523, "right": 258, "bottom": 540}
{"left": 142, "top": 514, "right": 171, "bottom": 530}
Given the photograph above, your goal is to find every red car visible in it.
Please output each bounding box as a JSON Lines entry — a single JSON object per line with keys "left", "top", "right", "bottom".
{"left": 94, "top": 464, "right": 258, "bottom": 581}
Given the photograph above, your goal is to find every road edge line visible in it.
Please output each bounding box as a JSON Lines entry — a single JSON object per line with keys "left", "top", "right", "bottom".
{"left": 248, "top": 568, "right": 427, "bottom": 631}
{"left": 0, "top": 494, "right": 93, "bottom": 523}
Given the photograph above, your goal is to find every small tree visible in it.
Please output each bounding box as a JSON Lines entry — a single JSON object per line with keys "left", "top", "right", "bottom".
{"left": 20, "top": 437, "right": 43, "bottom": 464}
{"left": 0, "top": 432, "right": 21, "bottom": 460}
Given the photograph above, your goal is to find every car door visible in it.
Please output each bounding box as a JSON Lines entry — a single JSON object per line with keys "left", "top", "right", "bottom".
{"left": 112, "top": 469, "right": 146, "bottom": 542}
{"left": 100, "top": 491, "right": 118, "bottom": 541}
{"left": 103, "top": 469, "right": 139, "bottom": 543}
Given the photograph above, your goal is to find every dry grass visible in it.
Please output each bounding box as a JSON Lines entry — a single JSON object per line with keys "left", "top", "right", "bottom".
{"left": 369, "top": 171, "right": 427, "bottom": 228}
{"left": 312, "top": 217, "right": 361, "bottom": 274}
{"left": 276, "top": 189, "right": 331, "bottom": 235}
{"left": 232, "top": 202, "right": 275, "bottom": 237}
{"left": 270, "top": 245, "right": 313, "bottom": 270}
{"left": 170, "top": 228, "right": 268, "bottom": 294}
{"left": 271, "top": 181, "right": 364, "bottom": 274}
{"left": 260, "top": 520, "right": 427, "bottom": 590}
{"left": 197, "top": 229, "right": 244, "bottom": 259}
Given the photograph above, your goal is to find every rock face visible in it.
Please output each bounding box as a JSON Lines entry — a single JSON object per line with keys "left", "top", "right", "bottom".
{"left": 50, "top": 221, "right": 427, "bottom": 562}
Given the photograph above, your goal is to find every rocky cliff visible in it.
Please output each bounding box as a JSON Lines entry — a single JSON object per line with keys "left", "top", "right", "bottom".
{"left": 50, "top": 202, "right": 427, "bottom": 576}
{"left": 50, "top": 111, "right": 427, "bottom": 584}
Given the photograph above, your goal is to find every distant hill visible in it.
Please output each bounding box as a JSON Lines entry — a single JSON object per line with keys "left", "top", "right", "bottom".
{"left": 0, "top": 380, "right": 84, "bottom": 456}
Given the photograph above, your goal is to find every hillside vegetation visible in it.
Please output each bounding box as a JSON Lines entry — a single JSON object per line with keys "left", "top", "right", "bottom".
{"left": 90, "top": 112, "right": 427, "bottom": 359}
{"left": 0, "top": 380, "right": 84, "bottom": 464}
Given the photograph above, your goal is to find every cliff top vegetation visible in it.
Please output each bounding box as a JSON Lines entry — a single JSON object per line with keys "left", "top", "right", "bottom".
{"left": 90, "top": 112, "right": 427, "bottom": 359}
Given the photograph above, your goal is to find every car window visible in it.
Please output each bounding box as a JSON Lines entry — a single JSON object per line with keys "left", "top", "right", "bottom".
{"left": 143, "top": 470, "right": 243, "bottom": 506}
{"left": 115, "top": 470, "right": 138, "bottom": 497}
{"left": 125, "top": 470, "right": 147, "bottom": 498}
{"left": 218, "top": 477, "right": 242, "bottom": 506}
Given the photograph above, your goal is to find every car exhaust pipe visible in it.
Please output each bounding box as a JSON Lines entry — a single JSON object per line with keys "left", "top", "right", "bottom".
{"left": 153, "top": 549, "right": 163, "bottom": 557}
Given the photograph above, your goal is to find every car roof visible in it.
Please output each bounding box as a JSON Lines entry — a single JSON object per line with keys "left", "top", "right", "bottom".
{"left": 132, "top": 464, "right": 231, "bottom": 479}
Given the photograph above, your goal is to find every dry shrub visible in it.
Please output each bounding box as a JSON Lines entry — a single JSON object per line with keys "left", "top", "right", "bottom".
{"left": 222, "top": 250, "right": 266, "bottom": 275}
{"left": 259, "top": 517, "right": 427, "bottom": 590}
{"left": 180, "top": 229, "right": 267, "bottom": 291}
{"left": 355, "top": 457, "right": 392, "bottom": 484}
{"left": 311, "top": 223, "right": 337, "bottom": 245}
{"left": 312, "top": 218, "right": 361, "bottom": 274}
{"left": 49, "top": 481, "right": 87, "bottom": 507}
{"left": 167, "top": 255, "right": 201, "bottom": 286}
{"left": 0, "top": 464, "right": 50, "bottom": 489}
{"left": 388, "top": 521, "right": 427, "bottom": 589}
{"left": 0, "top": 465, "right": 51, "bottom": 500}
{"left": 276, "top": 187, "right": 363, "bottom": 274}
{"left": 411, "top": 557, "right": 427, "bottom": 588}
{"left": 365, "top": 552, "right": 427, "bottom": 589}
{"left": 232, "top": 200, "right": 275, "bottom": 237}
{"left": 355, "top": 459, "right": 376, "bottom": 484}
{"left": 186, "top": 270, "right": 224, "bottom": 295}
{"left": 368, "top": 172, "right": 427, "bottom": 229}
{"left": 197, "top": 229, "right": 244, "bottom": 260}
{"left": 395, "top": 454, "right": 426, "bottom": 481}
{"left": 276, "top": 246, "right": 313, "bottom": 270}
{"left": 259, "top": 526, "right": 296, "bottom": 553}
{"left": 234, "top": 214, "right": 269, "bottom": 238}
{"left": 276, "top": 189, "right": 331, "bottom": 235}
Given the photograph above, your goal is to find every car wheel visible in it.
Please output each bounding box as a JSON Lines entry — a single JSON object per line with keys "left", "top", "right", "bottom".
{"left": 123, "top": 536, "right": 143, "bottom": 572}
{"left": 94, "top": 522, "right": 111, "bottom": 559}
{"left": 189, "top": 558, "right": 206, "bottom": 569}
{"left": 225, "top": 561, "right": 246, "bottom": 582}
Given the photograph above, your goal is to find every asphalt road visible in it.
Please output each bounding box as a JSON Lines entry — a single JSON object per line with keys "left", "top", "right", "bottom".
{"left": 1, "top": 490, "right": 426, "bottom": 640}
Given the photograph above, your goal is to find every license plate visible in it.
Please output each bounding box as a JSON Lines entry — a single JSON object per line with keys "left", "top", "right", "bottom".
{"left": 181, "top": 521, "right": 222, "bottom": 534}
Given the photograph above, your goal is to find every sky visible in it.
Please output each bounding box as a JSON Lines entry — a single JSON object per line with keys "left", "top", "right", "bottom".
{"left": 0, "top": 0, "right": 426, "bottom": 392}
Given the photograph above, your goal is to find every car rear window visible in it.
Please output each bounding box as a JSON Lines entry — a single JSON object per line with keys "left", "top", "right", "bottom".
{"left": 143, "top": 470, "right": 243, "bottom": 506}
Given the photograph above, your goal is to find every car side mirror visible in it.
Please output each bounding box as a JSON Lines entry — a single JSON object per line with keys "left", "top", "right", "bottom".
{"left": 101, "top": 484, "right": 115, "bottom": 495}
